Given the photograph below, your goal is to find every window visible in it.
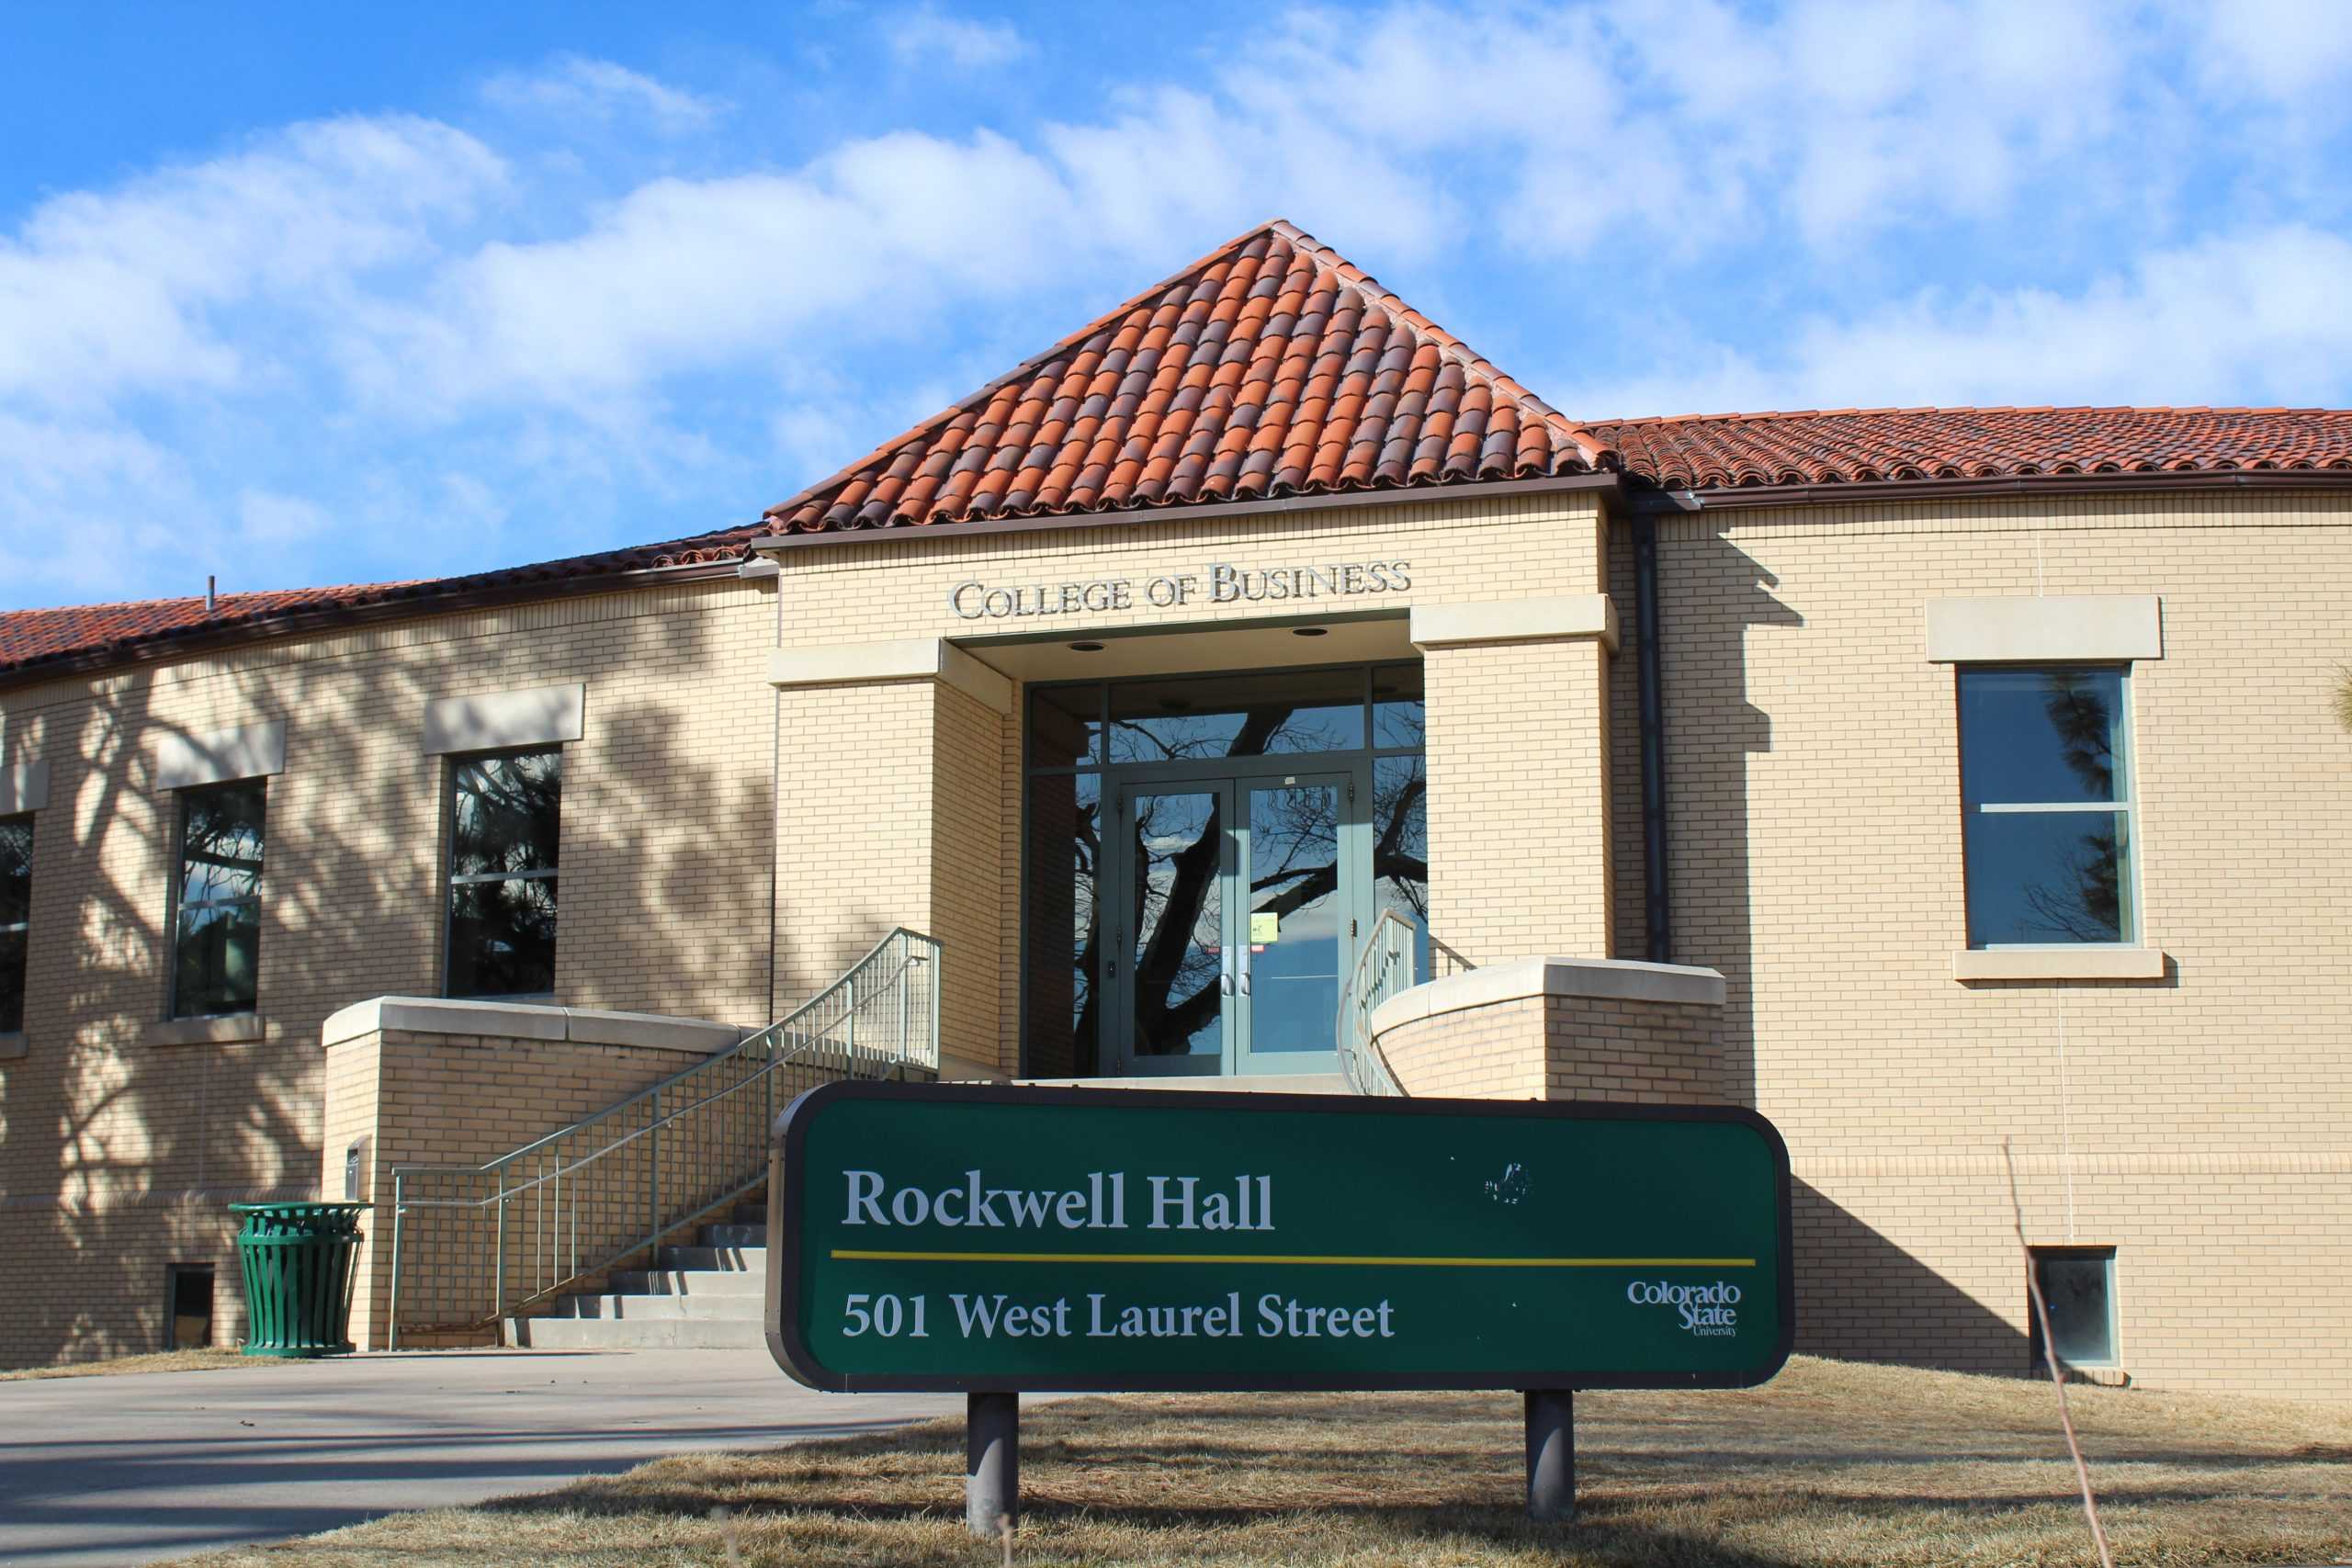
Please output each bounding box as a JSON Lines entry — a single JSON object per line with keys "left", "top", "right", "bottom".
{"left": 167, "top": 1263, "right": 215, "bottom": 1349}
{"left": 0, "top": 813, "right": 29, "bottom": 1032}
{"left": 172, "top": 780, "right": 265, "bottom": 1018}
{"left": 446, "top": 749, "right": 560, "bottom": 998}
{"left": 2030, "top": 1246, "right": 2119, "bottom": 1370}
{"left": 1958, "top": 668, "right": 2135, "bottom": 946}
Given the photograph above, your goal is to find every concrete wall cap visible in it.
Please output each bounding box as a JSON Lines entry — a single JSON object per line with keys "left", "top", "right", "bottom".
{"left": 1925, "top": 595, "right": 2162, "bottom": 663}
{"left": 1951, "top": 947, "right": 2169, "bottom": 983}
{"left": 322, "top": 995, "right": 747, "bottom": 1053}
{"left": 768, "top": 638, "right": 1013, "bottom": 714}
{"left": 1370, "top": 954, "right": 1727, "bottom": 1037}
{"left": 422, "top": 683, "right": 585, "bottom": 757}
{"left": 154, "top": 720, "right": 286, "bottom": 791}
{"left": 1409, "top": 593, "right": 1619, "bottom": 652}
{"left": 0, "top": 760, "right": 49, "bottom": 814}
{"left": 143, "top": 1012, "right": 269, "bottom": 1047}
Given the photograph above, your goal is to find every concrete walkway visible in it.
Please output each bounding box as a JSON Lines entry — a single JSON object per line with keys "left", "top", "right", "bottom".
{"left": 0, "top": 1348, "right": 959, "bottom": 1567}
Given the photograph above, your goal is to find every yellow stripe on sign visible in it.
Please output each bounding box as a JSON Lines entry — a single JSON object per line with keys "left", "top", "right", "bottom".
{"left": 831, "top": 1249, "right": 1757, "bottom": 1269}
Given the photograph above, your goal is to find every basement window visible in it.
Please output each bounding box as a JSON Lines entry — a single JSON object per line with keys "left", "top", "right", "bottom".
{"left": 445, "top": 749, "right": 560, "bottom": 998}
{"left": 167, "top": 1264, "right": 215, "bottom": 1350}
{"left": 2030, "top": 1246, "right": 2119, "bottom": 1371}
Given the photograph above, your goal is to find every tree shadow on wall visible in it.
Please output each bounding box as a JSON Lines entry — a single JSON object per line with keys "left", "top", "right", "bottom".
{"left": 2, "top": 592, "right": 781, "bottom": 1364}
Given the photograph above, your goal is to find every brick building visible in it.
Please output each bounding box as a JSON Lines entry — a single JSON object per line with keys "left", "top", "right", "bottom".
{"left": 4, "top": 220, "right": 2348, "bottom": 1395}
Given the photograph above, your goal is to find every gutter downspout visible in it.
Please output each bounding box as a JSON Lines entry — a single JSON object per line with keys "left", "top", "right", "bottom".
{"left": 1634, "top": 513, "right": 1673, "bottom": 964}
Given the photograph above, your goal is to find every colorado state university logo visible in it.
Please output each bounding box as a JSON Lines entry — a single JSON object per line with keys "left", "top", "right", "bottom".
{"left": 1626, "top": 1279, "right": 1743, "bottom": 1337}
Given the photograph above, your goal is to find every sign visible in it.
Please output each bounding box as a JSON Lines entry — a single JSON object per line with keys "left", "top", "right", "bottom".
{"left": 1250, "top": 911, "right": 1281, "bottom": 943}
{"left": 946, "top": 559, "right": 1411, "bottom": 620}
{"left": 766, "top": 1082, "right": 1793, "bottom": 1393}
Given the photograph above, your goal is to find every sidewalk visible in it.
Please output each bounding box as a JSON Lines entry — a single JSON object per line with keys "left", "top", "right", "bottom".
{"left": 0, "top": 1347, "right": 957, "bottom": 1567}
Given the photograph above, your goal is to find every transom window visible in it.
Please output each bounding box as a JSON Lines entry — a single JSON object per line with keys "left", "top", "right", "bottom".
{"left": 172, "top": 780, "right": 265, "bottom": 1018}
{"left": 1958, "top": 668, "right": 2135, "bottom": 946}
{"left": 446, "top": 748, "right": 560, "bottom": 998}
{"left": 0, "top": 813, "right": 30, "bottom": 1033}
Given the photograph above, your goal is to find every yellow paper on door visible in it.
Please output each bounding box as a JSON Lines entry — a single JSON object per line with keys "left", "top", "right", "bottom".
{"left": 1250, "top": 911, "right": 1280, "bottom": 943}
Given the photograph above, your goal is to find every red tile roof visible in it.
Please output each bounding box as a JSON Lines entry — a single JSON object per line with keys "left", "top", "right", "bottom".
{"left": 6, "top": 220, "right": 2350, "bottom": 682}
{"left": 763, "top": 220, "right": 1603, "bottom": 533}
{"left": 1587, "top": 405, "right": 2352, "bottom": 491}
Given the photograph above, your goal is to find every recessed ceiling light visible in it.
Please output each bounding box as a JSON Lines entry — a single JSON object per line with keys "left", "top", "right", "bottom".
{"left": 1292, "top": 626, "right": 1329, "bottom": 637}
{"left": 1069, "top": 641, "right": 1105, "bottom": 652}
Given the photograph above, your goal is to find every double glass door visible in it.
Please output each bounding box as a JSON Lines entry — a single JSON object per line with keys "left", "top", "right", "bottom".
{"left": 1111, "top": 769, "right": 1355, "bottom": 1076}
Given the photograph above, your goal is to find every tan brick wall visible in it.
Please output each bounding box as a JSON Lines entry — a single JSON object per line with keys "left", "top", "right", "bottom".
{"left": 0, "top": 576, "right": 778, "bottom": 1366}
{"left": 1377, "top": 993, "right": 1722, "bottom": 1103}
{"left": 1611, "top": 487, "right": 2352, "bottom": 1396}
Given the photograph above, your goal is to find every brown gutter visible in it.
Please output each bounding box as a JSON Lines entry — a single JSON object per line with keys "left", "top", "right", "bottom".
{"left": 751, "top": 471, "right": 1625, "bottom": 553}
{"left": 1623, "top": 468, "right": 2352, "bottom": 514}
{"left": 0, "top": 557, "right": 752, "bottom": 691}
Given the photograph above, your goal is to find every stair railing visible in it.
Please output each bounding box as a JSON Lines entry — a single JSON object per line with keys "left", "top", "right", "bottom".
{"left": 388, "top": 929, "right": 941, "bottom": 1346}
{"left": 1337, "top": 909, "right": 1419, "bottom": 1097}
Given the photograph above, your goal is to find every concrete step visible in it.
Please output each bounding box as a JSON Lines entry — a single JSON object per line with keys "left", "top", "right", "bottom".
{"left": 700, "top": 1222, "right": 769, "bottom": 1248}
{"left": 660, "top": 1244, "right": 764, "bottom": 1271}
{"left": 506, "top": 1314, "right": 767, "bottom": 1350}
{"left": 606, "top": 1266, "right": 764, "bottom": 1297}
{"left": 1013, "top": 1073, "right": 1348, "bottom": 1095}
{"left": 543, "top": 1291, "right": 763, "bottom": 1322}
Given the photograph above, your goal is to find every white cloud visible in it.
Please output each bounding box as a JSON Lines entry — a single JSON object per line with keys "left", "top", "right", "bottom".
{"left": 1562, "top": 225, "right": 2352, "bottom": 416}
{"left": 2188, "top": 0, "right": 2352, "bottom": 109}
{"left": 237, "top": 487, "right": 331, "bottom": 544}
{"left": 481, "top": 55, "right": 727, "bottom": 135}
{"left": 886, "top": 6, "right": 1030, "bottom": 70}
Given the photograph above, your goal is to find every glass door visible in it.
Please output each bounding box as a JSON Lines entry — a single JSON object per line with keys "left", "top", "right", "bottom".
{"left": 1237, "top": 773, "right": 1351, "bottom": 1075}
{"left": 1112, "top": 782, "right": 1235, "bottom": 1076}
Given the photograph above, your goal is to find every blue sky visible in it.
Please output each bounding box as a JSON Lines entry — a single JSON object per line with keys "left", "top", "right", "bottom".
{"left": 4, "top": 0, "right": 2350, "bottom": 610}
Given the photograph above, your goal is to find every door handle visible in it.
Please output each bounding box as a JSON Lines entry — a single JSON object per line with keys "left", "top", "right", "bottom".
{"left": 1238, "top": 941, "right": 1251, "bottom": 998}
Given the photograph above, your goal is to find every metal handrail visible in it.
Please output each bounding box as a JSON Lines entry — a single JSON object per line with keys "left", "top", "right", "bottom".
{"left": 1337, "top": 909, "right": 1419, "bottom": 1097}
{"left": 388, "top": 929, "right": 942, "bottom": 1345}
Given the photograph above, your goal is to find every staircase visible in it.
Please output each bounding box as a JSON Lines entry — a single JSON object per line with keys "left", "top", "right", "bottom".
{"left": 507, "top": 1196, "right": 771, "bottom": 1349}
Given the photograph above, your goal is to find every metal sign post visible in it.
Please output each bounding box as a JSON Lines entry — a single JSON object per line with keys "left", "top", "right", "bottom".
{"left": 766, "top": 1082, "right": 1792, "bottom": 1538}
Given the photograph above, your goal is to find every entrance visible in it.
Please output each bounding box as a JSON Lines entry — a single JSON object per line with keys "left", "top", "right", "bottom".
{"left": 1022, "top": 664, "right": 1430, "bottom": 1079}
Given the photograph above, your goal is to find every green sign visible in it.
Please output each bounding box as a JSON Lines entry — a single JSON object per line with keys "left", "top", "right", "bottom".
{"left": 766, "top": 1082, "right": 1792, "bottom": 1393}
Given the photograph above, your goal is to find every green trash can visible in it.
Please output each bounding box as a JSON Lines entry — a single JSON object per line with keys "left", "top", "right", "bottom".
{"left": 231, "top": 1201, "right": 368, "bottom": 1358}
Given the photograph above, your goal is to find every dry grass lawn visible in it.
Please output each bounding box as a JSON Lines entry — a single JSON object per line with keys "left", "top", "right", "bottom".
{"left": 0, "top": 1347, "right": 266, "bottom": 1381}
{"left": 181, "top": 1357, "right": 2351, "bottom": 1566}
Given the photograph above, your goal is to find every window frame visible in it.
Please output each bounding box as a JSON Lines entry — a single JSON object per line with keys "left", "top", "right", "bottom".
{"left": 1956, "top": 663, "right": 2142, "bottom": 950}
{"left": 0, "top": 811, "right": 32, "bottom": 1035}
{"left": 2028, "top": 1244, "right": 2120, "bottom": 1371}
{"left": 167, "top": 778, "right": 266, "bottom": 1021}
{"left": 441, "top": 744, "right": 562, "bottom": 1001}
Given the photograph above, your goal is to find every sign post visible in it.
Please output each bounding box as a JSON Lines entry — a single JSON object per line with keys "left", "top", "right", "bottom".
{"left": 768, "top": 1082, "right": 1792, "bottom": 1535}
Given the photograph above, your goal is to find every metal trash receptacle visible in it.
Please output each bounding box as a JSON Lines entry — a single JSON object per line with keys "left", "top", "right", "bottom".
{"left": 230, "top": 1201, "right": 368, "bottom": 1357}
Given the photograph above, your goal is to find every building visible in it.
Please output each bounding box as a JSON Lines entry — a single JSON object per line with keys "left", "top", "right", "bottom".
{"left": 3, "top": 220, "right": 2348, "bottom": 1393}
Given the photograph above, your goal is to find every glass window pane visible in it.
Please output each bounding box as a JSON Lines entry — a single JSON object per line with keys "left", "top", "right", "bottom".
{"left": 448, "top": 876, "right": 559, "bottom": 998}
{"left": 0, "top": 815, "right": 30, "bottom": 929}
{"left": 175, "top": 901, "right": 259, "bottom": 1016}
{"left": 1027, "top": 685, "right": 1101, "bottom": 769}
{"left": 1126, "top": 789, "right": 1225, "bottom": 1058}
{"left": 2037, "top": 1253, "right": 2116, "bottom": 1366}
{"left": 1372, "top": 754, "right": 1432, "bottom": 979}
{"left": 1108, "top": 668, "right": 1364, "bottom": 762}
{"left": 1023, "top": 773, "right": 1100, "bottom": 1076}
{"left": 0, "top": 928, "right": 25, "bottom": 1033}
{"left": 451, "top": 750, "right": 561, "bottom": 876}
{"left": 1965, "top": 809, "right": 2130, "bottom": 945}
{"left": 178, "top": 781, "right": 265, "bottom": 908}
{"left": 1244, "top": 782, "right": 1341, "bottom": 1054}
{"left": 1371, "top": 662, "right": 1425, "bottom": 750}
{"left": 1960, "top": 670, "right": 2127, "bottom": 806}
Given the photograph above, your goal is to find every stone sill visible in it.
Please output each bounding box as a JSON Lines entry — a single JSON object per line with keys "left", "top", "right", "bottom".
{"left": 0, "top": 1031, "right": 24, "bottom": 1060}
{"left": 322, "top": 995, "right": 748, "bottom": 1055}
{"left": 143, "top": 1013, "right": 268, "bottom": 1047}
{"left": 1951, "top": 948, "right": 2169, "bottom": 983}
{"left": 1370, "top": 954, "right": 1727, "bottom": 1038}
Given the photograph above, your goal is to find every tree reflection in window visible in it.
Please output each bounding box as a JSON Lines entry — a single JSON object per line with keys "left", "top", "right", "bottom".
{"left": 0, "top": 814, "right": 31, "bottom": 1032}
{"left": 173, "top": 780, "right": 265, "bottom": 1017}
{"left": 447, "top": 749, "right": 560, "bottom": 997}
{"left": 1960, "top": 669, "right": 2134, "bottom": 946}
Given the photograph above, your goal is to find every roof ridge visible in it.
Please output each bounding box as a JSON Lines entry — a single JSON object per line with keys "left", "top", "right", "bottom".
{"left": 758, "top": 220, "right": 1283, "bottom": 527}
{"left": 1268, "top": 220, "right": 1608, "bottom": 470}
{"left": 0, "top": 581, "right": 424, "bottom": 618}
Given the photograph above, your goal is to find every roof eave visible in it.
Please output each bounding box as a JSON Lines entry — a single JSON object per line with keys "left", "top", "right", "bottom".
{"left": 1620, "top": 468, "right": 2352, "bottom": 514}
